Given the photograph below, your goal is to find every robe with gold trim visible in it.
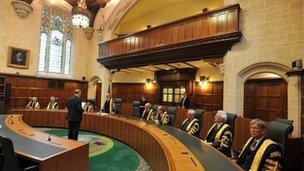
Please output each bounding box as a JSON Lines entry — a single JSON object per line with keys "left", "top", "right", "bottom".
{"left": 26, "top": 101, "right": 40, "bottom": 109}
{"left": 46, "top": 101, "right": 58, "bottom": 110}
{"left": 180, "top": 118, "right": 200, "bottom": 136}
{"left": 103, "top": 98, "right": 115, "bottom": 114}
{"left": 141, "top": 108, "right": 154, "bottom": 121}
{"left": 205, "top": 123, "right": 232, "bottom": 157}
{"left": 154, "top": 111, "right": 169, "bottom": 125}
{"left": 236, "top": 137, "right": 282, "bottom": 171}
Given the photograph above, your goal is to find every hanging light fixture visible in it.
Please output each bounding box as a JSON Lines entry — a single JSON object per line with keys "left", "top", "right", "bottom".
{"left": 72, "top": 0, "right": 91, "bottom": 28}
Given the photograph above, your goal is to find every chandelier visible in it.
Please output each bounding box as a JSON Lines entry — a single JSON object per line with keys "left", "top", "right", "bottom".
{"left": 72, "top": 0, "right": 91, "bottom": 28}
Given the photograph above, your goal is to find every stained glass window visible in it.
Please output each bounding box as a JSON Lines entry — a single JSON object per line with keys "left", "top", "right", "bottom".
{"left": 38, "top": 8, "right": 72, "bottom": 76}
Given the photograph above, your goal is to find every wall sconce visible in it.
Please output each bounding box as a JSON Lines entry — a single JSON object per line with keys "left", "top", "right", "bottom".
{"left": 145, "top": 78, "right": 154, "bottom": 88}
{"left": 199, "top": 76, "right": 209, "bottom": 89}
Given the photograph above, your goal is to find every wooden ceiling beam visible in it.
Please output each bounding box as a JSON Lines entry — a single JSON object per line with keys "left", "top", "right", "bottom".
{"left": 184, "top": 62, "right": 198, "bottom": 69}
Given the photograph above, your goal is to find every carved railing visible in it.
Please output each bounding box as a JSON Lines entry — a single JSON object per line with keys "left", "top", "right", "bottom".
{"left": 98, "top": 4, "right": 242, "bottom": 69}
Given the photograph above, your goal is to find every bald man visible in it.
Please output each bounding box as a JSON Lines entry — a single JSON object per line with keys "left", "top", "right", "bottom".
{"left": 180, "top": 110, "right": 200, "bottom": 136}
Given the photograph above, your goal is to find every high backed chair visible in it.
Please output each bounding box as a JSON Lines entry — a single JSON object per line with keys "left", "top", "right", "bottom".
{"left": 132, "top": 101, "right": 140, "bottom": 117}
{"left": 167, "top": 106, "right": 177, "bottom": 126}
{"left": 114, "top": 98, "right": 122, "bottom": 114}
{"left": 152, "top": 104, "right": 158, "bottom": 112}
{"left": 0, "top": 135, "right": 38, "bottom": 171}
{"left": 0, "top": 101, "right": 6, "bottom": 114}
{"left": 226, "top": 113, "right": 237, "bottom": 135}
{"left": 276, "top": 118, "right": 294, "bottom": 135}
{"left": 194, "top": 109, "right": 205, "bottom": 126}
{"left": 267, "top": 120, "right": 293, "bottom": 169}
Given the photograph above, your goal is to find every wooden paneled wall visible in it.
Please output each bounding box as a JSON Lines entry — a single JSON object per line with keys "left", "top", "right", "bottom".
{"left": 112, "top": 83, "right": 158, "bottom": 104}
{"left": 194, "top": 81, "right": 223, "bottom": 111}
{"left": 244, "top": 79, "right": 287, "bottom": 122}
{"left": 99, "top": 4, "right": 240, "bottom": 58}
{"left": 1, "top": 73, "right": 88, "bottom": 109}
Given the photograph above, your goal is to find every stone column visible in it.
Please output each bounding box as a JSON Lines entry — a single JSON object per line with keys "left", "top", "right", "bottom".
{"left": 287, "top": 76, "right": 302, "bottom": 137}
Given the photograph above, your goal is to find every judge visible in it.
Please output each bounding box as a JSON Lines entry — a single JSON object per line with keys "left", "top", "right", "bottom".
{"left": 153, "top": 105, "right": 169, "bottom": 125}
{"left": 102, "top": 94, "right": 115, "bottom": 114}
{"left": 179, "top": 92, "right": 190, "bottom": 109}
{"left": 26, "top": 97, "right": 40, "bottom": 109}
{"left": 46, "top": 96, "right": 58, "bottom": 110}
{"left": 180, "top": 110, "right": 200, "bottom": 136}
{"left": 141, "top": 103, "right": 154, "bottom": 121}
{"left": 205, "top": 110, "right": 232, "bottom": 157}
{"left": 234, "top": 119, "right": 282, "bottom": 170}
{"left": 83, "top": 100, "right": 94, "bottom": 112}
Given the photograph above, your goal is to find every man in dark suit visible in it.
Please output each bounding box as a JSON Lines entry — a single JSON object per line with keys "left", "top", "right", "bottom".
{"left": 67, "top": 89, "right": 84, "bottom": 140}
{"left": 233, "top": 119, "right": 282, "bottom": 170}
{"left": 179, "top": 92, "right": 190, "bottom": 109}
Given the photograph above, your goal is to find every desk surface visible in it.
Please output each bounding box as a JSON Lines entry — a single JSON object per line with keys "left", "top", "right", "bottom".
{"left": 0, "top": 115, "right": 65, "bottom": 160}
{"left": 1, "top": 114, "right": 89, "bottom": 171}
{"left": 8, "top": 109, "right": 242, "bottom": 171}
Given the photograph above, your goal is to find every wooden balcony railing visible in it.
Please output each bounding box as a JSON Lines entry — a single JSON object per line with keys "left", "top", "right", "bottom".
{"left": 98, "top": 4, "right": 242, "bottom": 69}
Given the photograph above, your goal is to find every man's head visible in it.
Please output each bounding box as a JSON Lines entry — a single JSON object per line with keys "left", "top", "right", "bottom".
{"left": 50, "top": 96, "right": 55, "bottom": 102}
{"left": 186, "top": 109, "right": 196, "bottom": 119}
{"left": 183, "top": 92, "right": 187, "bottom": 98}
{"left": 74, "top": 89, "right": 81, "bottom": 97}
{"left": 141, "top": 96, "right": 146, "bottom": 100}
{"left": 157, "top": 105, "right": 164, "bottom": 113}
{"left": 32, "top": 97, "right": 38, "bottom": 102}
{"left": 86, "top": 100, "right": 91, "bottom": 105}
{"left": 249, "top": 119, "right": 266, "bottom": 139}
{"left": 214, "top": 110, "right": 227, "bottom": 124}
{"left": 145, "top": 103, "right": 152, "bottom": 110}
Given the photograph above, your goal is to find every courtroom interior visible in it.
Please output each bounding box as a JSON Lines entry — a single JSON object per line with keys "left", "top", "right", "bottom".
{"left": 0, "top": 0, "right": 303, "bottom": 171}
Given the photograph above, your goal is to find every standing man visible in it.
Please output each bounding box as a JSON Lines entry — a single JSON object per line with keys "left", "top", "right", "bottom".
{"left": 67, "top": 89, "right": 84, "bottom": 140}
{"left": 179, "top": 92, "right": 190, "bottom": 109}
{"left": 139, "top": 96, "right": 147, "bottom": 115}
{"left": 102, "top": 94, "right": 115, "bottom": 114}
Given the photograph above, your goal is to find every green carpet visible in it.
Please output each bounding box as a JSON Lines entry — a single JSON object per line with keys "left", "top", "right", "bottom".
{"left": 42, "top": 128, "right": 151, "bottom": 171}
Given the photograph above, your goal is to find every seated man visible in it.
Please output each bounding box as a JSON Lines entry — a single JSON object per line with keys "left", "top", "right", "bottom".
{"left": 83, "top": 100, "right": 94, "bottom": 112}
{"left": 180, "top": 109, "right": 200, "bottom": 136}
{"left": 234, "top": 119, "right": 282, "bottom": 171}
{"left": 153, "top": 105, "right": 169, "bottom": 125}
{"left": 204, "top": 110, "right": 232, "bottom": 157}
{"left": 141, "top": 103, "right": 154, "bottom": 121}
{"left": 102, "top": 94, "right": 115, "bottom": 114}
{"left": 46, "top": 96, "right": 58, "bottom": 110}
{"left": 25, "top": 97, "right": 40, "bottom": 109}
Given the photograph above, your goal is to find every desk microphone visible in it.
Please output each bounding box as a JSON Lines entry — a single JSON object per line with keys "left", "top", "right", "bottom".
{"left": 48, "top": 134, "right": 51, "bottom": 141}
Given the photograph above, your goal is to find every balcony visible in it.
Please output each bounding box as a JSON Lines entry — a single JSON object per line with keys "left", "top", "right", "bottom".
{"left": 98, "top": 4, "right": 242, "bottom": 70}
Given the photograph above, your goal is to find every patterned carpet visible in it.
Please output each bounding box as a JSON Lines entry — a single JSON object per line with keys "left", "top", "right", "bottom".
{"left": 41, "top": 128, "right": 152, "bottom": 171}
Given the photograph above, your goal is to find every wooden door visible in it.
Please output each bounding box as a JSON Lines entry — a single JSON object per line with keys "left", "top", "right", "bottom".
{"left": 244, "top": 79, "right": 287, "bottom": 121}
{"left": 95, "top": 83, "right": 102, "bottom": 110}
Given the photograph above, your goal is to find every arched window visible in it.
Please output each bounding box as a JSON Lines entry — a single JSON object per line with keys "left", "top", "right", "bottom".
{"left": 38, "top": 9, "right": 72, "bottom": 76}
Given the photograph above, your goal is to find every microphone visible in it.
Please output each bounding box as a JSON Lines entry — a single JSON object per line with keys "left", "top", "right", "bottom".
{"left": 48, "top": 134, "right": 51, "bottom": 141}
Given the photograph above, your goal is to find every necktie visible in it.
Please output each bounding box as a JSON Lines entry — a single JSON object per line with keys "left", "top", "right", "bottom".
{"left": 250, "top": 140, "right": 257, "bottom": 151}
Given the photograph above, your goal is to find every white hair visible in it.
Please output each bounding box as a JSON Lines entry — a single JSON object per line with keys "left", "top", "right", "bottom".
{"left": 187, "top": 109, "right": 196, "bottom": 115}
{"left": 216, "top": 110, "right": 227, "bottom": 122}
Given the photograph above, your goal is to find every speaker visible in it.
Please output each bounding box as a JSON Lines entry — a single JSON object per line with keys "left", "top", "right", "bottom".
{"left": 291, "top": 59, "right": 302, "bottom": 70}
{"left": 82, "top": 77, "right": 86, "bottom": 81}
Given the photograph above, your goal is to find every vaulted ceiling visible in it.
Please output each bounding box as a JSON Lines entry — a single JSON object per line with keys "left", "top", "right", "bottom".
{"left": 21, "top": 0, "right": 110, "bottom": 27}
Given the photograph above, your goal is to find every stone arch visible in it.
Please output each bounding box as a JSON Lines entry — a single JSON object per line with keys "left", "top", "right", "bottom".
{"left": 88, "top": 75, "right": 102, "bottom": 86}
{"left": 235, "top": 62, "right": 290, "bottom": 115}
{"left": 102, "top": 0, "right": 139, "bottom": 40}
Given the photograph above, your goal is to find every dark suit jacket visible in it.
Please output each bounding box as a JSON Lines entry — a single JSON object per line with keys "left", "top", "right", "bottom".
{"left": 180, "top": 97, "right": 190, "bottom": 109}
{"left": 67, "top": 95, "right": 84, "bottom": 122}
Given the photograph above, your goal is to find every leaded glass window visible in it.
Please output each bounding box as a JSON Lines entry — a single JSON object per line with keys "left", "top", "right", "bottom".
{"left": 38, "top": 8, "right": 72, "bottom": 76}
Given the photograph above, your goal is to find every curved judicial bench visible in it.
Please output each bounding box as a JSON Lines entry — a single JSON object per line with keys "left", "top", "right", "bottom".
{"left": 8, "top": 109, "right": 242, "bottom": 171}
{"left": 0, "top": 114, "right": 88, "bottom": 171}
